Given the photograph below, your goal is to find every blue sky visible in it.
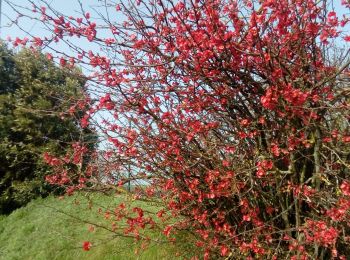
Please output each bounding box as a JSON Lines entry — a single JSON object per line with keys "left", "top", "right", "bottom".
{"left": 0, "top": 0, "right": 114, "bottom": 62}
{"left": 1, "top": 0, "right": 348, "bottom": 47}
{"left": 1, "top": 0, "right": 98, "bottom": 39}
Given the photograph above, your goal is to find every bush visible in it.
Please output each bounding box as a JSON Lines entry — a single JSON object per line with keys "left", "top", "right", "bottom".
{"left": 9, "top": 0, "right": 350, "bottom": 258}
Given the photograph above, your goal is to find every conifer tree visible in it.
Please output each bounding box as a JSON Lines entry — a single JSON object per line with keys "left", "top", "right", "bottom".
{"left": 0, "top": 44, "right": 96, "bottom": 214}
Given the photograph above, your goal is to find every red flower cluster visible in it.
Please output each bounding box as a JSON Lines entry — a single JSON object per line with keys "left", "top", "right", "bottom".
{"left": 22, "top": 0, "right": 350, "bottom": 258}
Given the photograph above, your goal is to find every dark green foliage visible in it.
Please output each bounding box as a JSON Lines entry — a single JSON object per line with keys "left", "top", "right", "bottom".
{"left": 0, "top": 44, "right": 18, "bottom": 94}
{"left": 0, "top": 43, "right": 96, "bottom": 214}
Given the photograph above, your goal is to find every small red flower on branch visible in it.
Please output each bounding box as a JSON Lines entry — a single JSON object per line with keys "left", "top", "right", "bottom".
{"left": 82, "top": 241, "right": 92, "bottom": 251}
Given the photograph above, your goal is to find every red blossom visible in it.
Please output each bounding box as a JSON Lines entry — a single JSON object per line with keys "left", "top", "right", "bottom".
{"left": 163, "top": 225, "right": 173, "bottom": 237}
{"left": 220, "top": 245, "right": 229, "bottom": 256}
{"left": 340, "top": 181, "right": 350, "bottom": 196}
{"left": 82, "top": 241, "right": 92, "bottom": 251}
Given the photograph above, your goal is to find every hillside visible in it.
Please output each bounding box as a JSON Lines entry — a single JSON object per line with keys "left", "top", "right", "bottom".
{"left": 0, "top": 192, "right": 190, "bottom": 260}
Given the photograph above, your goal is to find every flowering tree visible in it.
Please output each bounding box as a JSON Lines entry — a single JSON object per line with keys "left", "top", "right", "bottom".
{"left": 6, "top": 0, "right": 350, "bottom": 258}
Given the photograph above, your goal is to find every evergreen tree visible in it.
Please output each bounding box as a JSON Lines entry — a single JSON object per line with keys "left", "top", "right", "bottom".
{"left": 0, "top": 43, "right": 18, "bottom": 94}
{"left": 0, "top": 44, "right": 96, "bottom": 214}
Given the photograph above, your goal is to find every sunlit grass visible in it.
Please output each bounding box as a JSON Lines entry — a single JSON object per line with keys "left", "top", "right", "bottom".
{"left": 0, "top": 192, "right": 196, "bottom": 260}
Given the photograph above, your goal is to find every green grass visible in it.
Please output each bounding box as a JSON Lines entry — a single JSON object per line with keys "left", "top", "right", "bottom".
{"left": 0, "top": 192, "right": 195, "bottom": 260}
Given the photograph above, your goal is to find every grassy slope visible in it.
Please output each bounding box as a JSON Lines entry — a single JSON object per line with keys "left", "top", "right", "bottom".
{"left": 0, "top": 192, "right": 192, "bottom": 260}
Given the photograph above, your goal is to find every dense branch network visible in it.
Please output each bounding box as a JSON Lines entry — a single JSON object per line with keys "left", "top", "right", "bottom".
{"left": 4, "top": 0, "right": 350, "bottom": 258}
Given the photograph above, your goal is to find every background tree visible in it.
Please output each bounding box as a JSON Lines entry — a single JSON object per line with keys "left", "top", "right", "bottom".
{"left": 0, "top": 43, "right": 96, "bottom": 214}
{"left": 0, "top": 44, "right": 18, "bottom": 94}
